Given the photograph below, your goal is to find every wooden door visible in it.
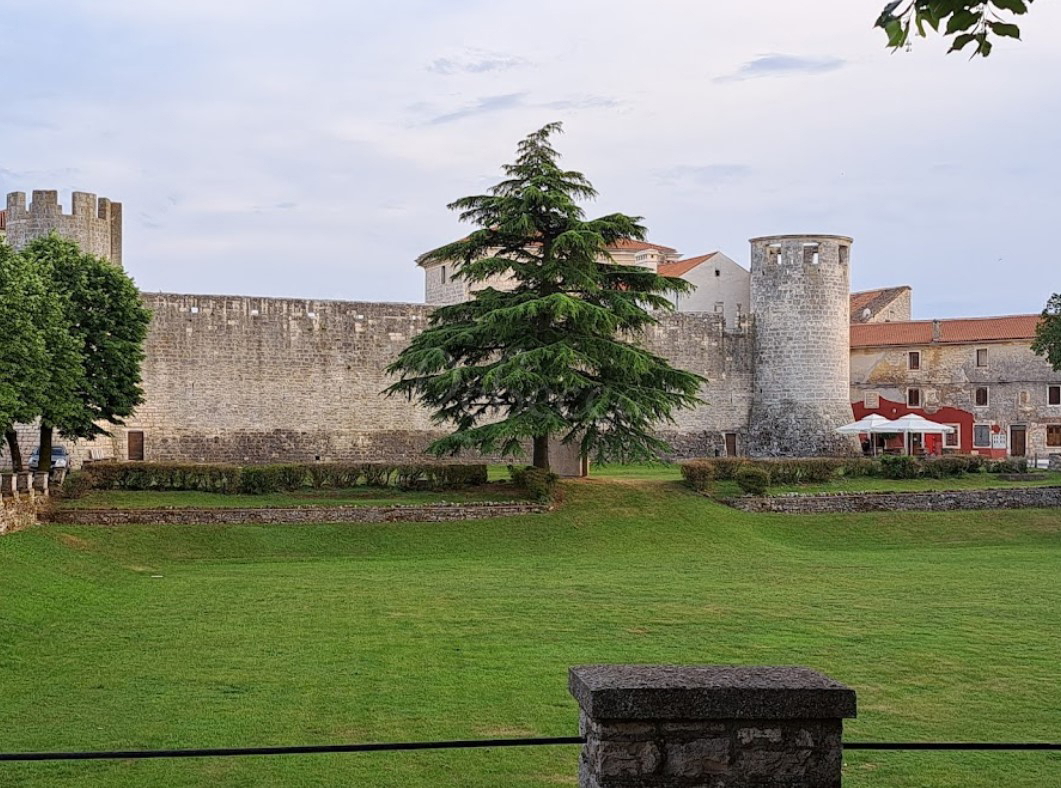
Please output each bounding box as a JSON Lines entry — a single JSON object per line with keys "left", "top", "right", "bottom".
{"left": 1010, "top": 427, "right": 1026, "bottom": 457}
{"left": 724, "top": 433, "right": 738, "bottom": 457}
{"left": 127, "top": 430, "right": 145, "bottom": 461}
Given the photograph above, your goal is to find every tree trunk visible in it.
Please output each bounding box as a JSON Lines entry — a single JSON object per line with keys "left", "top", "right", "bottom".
{"left": 37, "top": 424, "right": 54, "bottom": 475}
{"left": 532, "top": 435, "right": 550, "bottom": 471}
{"left": 4, "top": 428, "right": 24, "bottom": 472}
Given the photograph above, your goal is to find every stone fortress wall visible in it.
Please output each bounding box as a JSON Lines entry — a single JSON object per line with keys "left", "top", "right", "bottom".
{"left": 5, "top": 190, "right": 122, "bottom": 267}
{"left": 3, "top": 292, "right": 754, "bottom": 468}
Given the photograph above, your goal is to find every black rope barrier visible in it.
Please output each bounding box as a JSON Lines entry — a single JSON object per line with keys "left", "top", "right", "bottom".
{"left": 2, "top": 737, "right": 1059, "bottom": 763}
{"left": 0, "top": 736, "right": 585, "bottom": 762}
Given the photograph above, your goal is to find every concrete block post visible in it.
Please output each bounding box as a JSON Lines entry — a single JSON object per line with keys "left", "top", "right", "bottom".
{"left": 569, "top": 665, "right": 857, "bottom": 788}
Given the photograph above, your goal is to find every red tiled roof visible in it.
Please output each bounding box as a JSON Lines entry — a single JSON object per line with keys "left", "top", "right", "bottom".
{"left": 658, "top": 252, "right": 719, "bottom": 278}
{"left": 851, "top": 315, "right": 1042, "bottom": 348}
{"left": 608, "top": 239, "right": 677, "bottom": 253}
{"left": 849, "top": 286, "right": 910, "bottom": 322}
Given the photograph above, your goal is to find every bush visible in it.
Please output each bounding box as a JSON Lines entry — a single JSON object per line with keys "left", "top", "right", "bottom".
{"left": 987, "top": 458, "right": 1029, "bottom": 474}
{"left": 709, "top": 457, "right": 747, "bottom": 481}
{"left": 880, "top": 455, "right": 921, "bottom": 479}
{"left": 509, "top": 465, "right": 558, "bottom": 503}
{"left": 838, "top": 458, "right": 881, "bottom": 478}
{"left": 680, "top": 461, "right": 715, "bottom": 492}
{"left": 921, "top": 455, "right": 970, "bottom": 479}
{"left": 58, "top": 471, "right": 95, "bottom": 499}
{"left": 78, "top": 461, "right": 489, "bottom": 495}
{"left": 735, "top": 466, "right": 770, "bottom": 495}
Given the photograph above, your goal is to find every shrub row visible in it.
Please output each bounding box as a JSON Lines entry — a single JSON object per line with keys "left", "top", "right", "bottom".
{"left": 682, "top": 454, "right": 1031, "bottom": 494}
{"left": 66, "top": 461, "right": 488, "bottom": 496}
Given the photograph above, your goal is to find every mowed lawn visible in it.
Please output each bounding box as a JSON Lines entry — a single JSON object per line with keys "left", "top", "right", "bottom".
{"left": 1, "top": 475, "right": 1059, "bottom": 786}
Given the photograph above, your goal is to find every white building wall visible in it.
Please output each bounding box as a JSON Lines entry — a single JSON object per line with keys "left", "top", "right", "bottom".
{"left": 673, "top": 253, "right": 751, "bottom": 328}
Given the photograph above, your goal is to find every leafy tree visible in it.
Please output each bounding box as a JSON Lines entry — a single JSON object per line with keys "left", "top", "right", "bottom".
{"left": 1031, "top": 293, "right": 1061, "bottom": 371}
{"left": 20, "top": 236, "right": 152, "bottom": 474}
{"left": 386, "top": 123, "right": 703, "bottom": 472}
{"left": 877, "top": 0, "right": 1036, "bottom": 57}
{"left": 0, "top": 242, "right": 49, "bottom": 471}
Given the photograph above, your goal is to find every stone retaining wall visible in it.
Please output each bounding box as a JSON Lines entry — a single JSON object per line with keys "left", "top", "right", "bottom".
{"left": 728, "top": 486, "right": 1061, "bottom": 514}
{"left": 46, "top": 501, "right": 548, "bottom": 525}
{"left": 1, "top": 497, "right": 40, "bottom": 534}
{"left": 1051, "top": 454, "right": 1061, "bottom": 471}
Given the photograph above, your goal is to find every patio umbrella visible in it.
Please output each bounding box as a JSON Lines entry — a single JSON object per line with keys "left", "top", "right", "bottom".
{"left": 835, "top": 414, "right": 900, "bottom": 456}
{"left": 890, "top": 414, "right": 956, "bottom": 455}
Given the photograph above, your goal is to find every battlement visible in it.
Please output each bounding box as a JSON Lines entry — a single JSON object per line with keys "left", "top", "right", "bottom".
{"left": 4, "top": 190, "right": 122, "bottom": 267}
{"left": 749, "top": 234, "right": 852, "bottom": 273}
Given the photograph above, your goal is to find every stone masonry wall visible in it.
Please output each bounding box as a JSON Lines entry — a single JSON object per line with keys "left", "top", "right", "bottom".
{"left": 729, "top": 486, "right": 1061, "bottom": 514}
{"left": 747, "top": 236, "right": 859, "bottom": 457}
{"left": 48, "top": 294, "right": 753, "bottom": 467}
{"left": 47, "top": 502, "right": 548, "bottom": 526}
{"left": 5, "top": 190, "right": 122, "bottom": 266}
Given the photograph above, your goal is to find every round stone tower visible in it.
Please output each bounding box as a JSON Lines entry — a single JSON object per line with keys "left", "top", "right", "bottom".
{"left": 747, "top": 234, "right": 858, "bottom": 456}
{"left": 4, "top": 190, "right": 122, "bottom": 267}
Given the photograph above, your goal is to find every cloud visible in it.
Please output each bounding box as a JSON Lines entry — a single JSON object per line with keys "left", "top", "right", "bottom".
{"left": 426, "top": 93, "right": 528, "bottom": 125}
{"left": 428, "top": 49, "right": 528, "bottom": 75}
{"left": 658, "top": 164, "right": 753, "bottom": 185}
{"left": 715, "top": 54, "right": 845, "bottom": 83}
{"left": 542, "top": 96, "right": 620, "bottom": 110}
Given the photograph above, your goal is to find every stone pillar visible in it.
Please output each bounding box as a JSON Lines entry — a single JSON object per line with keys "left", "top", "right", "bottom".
{"left": 16, "top": 472, "right": 33, "bottom": 494}
{"left": 1, "top": 473, "right": 15, "bottom": 497}
{"left": 1049, "top": 454, "right": 1061, "bottom": 472}
{"left": 32, "top": 472, "right": 50, "bottom": 495}
{"left": 569, "top": 665, "right": 856, "bottom": 788}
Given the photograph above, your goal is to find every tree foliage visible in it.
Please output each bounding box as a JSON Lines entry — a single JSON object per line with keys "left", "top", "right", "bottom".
{"left": 877, "top": 0, "right": 1035, "bottom": 57}
{"left": 18, "top": 236, "right": 152, "bottom": 472}
{"left": 387, "top": 123, "right": 703, "bottom": 471}
{"left": 1031, "top": 293, "right": 1061, "bottom": 371}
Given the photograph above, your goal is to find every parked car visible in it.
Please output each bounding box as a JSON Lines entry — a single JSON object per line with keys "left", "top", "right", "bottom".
{"left": 28, "top": 446, "right": 69, "bottom": 471}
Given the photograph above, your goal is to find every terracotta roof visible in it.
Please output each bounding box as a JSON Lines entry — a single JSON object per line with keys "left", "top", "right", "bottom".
{"left": 851, "top": 315, "right": 1042, "bottom": 348}
{"left": 608, "top": 239, "right": 677, "bottom": 253}
{"left": 850, "top": 286, "right": 910, "bottom": 323}
{"left": 658, "top": 252, "right": 719, "bottom": 278}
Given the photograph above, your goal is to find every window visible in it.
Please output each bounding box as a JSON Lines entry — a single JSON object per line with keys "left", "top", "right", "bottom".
{"left": 1048, "top": 425, "right": 1061, "bottom": 447}
{"left": 1050, "top": 385, "right": 1061, "bottom": 406}
{"left": 714, "top": 302, "right": 724, "bottom": 314}
{"left": 839, "top": 245, "right": 850, "bottom": 265}
{"left": 714, "top": 269, "right": 721, "bottom": 277}
{"left": 908, "top": 351, "right": 921, "bottom": 371}
{"left": 440, "top": 265, "right": 447, "bottom": 284}
{"left": 944, "top": 424, "right": 961, "bottom": 448}
{"left": 907, "top": 388, "right": 921, "bottom": 407}
{"left": 976, "top": 348, "right": 988, "bottom": 367}
{"left": 975, "top": 387, "right": 989, "bottom": 407}
{"left": 973, "top": 424, "right": 991, "bottom": 448}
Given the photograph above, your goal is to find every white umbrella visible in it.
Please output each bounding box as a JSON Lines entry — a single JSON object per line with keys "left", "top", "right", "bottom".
{"left": 890, "top": 414, "right": 955, "bottom": 455}
{"left": 835, "top": 414, "right": 899, "bottom": 435}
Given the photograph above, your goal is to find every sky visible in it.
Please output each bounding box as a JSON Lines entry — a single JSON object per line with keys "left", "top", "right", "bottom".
{"left": 1, "top": 0, "right": 1058, "bottom": 318}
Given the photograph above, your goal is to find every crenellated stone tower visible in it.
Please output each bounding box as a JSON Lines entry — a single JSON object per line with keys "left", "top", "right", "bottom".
{"left": 5, "top": 190, "right": 122, "bottom": 267}
{"left": 747, "top": 234, "right": 859, "bottom": 456}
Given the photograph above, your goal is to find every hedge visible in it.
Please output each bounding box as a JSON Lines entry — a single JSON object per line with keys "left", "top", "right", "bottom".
{"left": 66, "top": 461, "right": 489, "bottom": 496}
{"left": 508, "top": 465, "right": 559, "bottom": 503}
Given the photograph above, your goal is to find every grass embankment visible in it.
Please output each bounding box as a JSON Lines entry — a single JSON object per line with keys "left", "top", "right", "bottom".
{"left": 1, "top": 474, "right": 1059, "bottom": 786}
{"left": 56, "top": 484, "right": 526, "bottom": 510}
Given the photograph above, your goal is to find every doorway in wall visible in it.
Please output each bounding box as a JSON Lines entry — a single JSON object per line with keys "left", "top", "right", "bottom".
{"left": 127, "top": 430, "right": 145, "bottom": 461}
{"left": 1010, "top": 426, "right": 1026, "bottom": 457}
{"left": 724, "top": 433, "right": 738, "bottom": 457}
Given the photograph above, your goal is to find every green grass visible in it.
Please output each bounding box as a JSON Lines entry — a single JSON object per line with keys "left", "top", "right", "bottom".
{"left": 2, "top": 477, "right": 1059, "bottom": 786}
{"left": 712, "top": 471, "right": 1061, "bottom": 498}
{"left": 56, "top": 485, "right": 527, "bottom": 510}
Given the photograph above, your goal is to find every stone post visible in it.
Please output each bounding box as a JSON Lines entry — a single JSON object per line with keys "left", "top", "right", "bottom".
{"left": 32, "top": 472, "right": 50, "bottom": 495}
{"left": 569, "top": 665, "right": 856, "bottom": 788}
{"left": 16, "top": 472, "right": 33, "bottom": 495}
{"left": 0, "top": 473, "right": 15, "bottom": 497}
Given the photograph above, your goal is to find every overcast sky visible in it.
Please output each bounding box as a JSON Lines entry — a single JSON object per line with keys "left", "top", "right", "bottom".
{"left": 2, "top": 0, "right": 1058, "bottom": 318}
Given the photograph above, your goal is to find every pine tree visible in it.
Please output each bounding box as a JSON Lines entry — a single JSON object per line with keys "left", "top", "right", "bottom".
{"left": 387, "top": 123, "right": 703, "bottom": 471}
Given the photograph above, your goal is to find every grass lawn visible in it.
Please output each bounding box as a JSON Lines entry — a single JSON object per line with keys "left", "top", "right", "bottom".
{"left": 1, "top": 477, "right": 1059, "bottom": 786}
{"left": 55, "top": 484, "right": 527, "bottom": 510}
